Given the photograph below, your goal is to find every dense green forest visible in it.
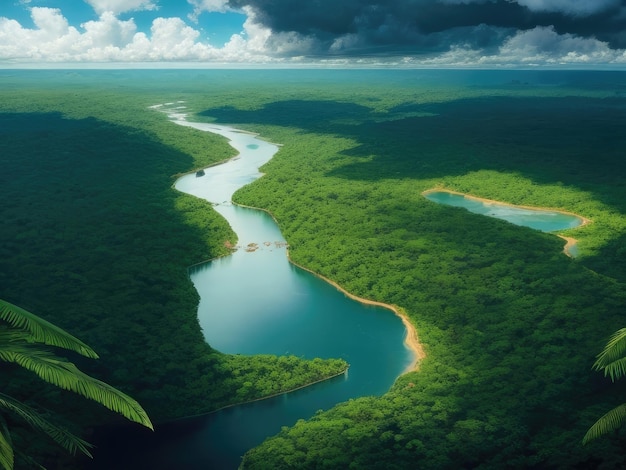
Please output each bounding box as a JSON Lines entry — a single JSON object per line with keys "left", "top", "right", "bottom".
{"left": 1, "top": 69, "right": 626, "bottom": 468}
{"left": 0, "top": 70, "right": 347, "bottom": 468}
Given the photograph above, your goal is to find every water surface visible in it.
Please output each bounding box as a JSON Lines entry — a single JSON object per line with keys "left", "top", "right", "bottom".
{"left": 424, "top": 190, "right": 584, "bottom": 232}
{"left": 89, "top": 105, "right": 414, "bottom": 469}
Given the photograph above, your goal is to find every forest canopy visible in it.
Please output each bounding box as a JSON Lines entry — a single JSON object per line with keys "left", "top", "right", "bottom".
{"left": 1, "top": 69, "right": 625, "bottom": 469}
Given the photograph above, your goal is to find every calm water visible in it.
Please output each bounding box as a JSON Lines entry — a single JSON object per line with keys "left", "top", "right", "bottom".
{"left": 424, "top": 191, "right": 584, "bottom": 232}
{"left": 89, "top": 106, "right": 414, "bottom": 469}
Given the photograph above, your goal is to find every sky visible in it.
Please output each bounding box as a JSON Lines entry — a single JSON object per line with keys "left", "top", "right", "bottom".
{"left": 1, "top": 0, "right": 626, "bottom": 67}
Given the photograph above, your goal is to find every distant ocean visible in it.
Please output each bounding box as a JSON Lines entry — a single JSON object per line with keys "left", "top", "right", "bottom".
{"left": 1, "top": 67, "right": 625, "bottom": 91}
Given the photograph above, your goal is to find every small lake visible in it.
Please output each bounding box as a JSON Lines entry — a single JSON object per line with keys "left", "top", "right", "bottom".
{"left": 424, "top": 190, "right": 585, "bottom": 232}
{"left": 88, "top": 106, "right": 415, "bottom": 469}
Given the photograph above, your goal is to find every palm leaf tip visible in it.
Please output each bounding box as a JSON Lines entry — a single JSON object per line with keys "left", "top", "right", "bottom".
{"left": 0, "top": 299, "right": 98, "bottom": 359}
{"left": 592, "top": 329, "right": 626, "bottom": 383}
{"left": 0, "top": 348, "right": 153, "bottom": 431}
{"left": 583, "top": 403, "right": 626, "bottom": 445}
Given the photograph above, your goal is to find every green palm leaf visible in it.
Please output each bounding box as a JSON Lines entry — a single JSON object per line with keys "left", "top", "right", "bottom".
{"left": 0, "top": 298, "right": 152, "bottom": 465}
{"left": 583, "top": 403, "right": 626, "bottom": 445}
{"left": 0, "top": 417, "right": 14, "bottom": 470}
{"left": 0, "top": 300, "right": 98, "bottom": 359}
{"left": 593, "top": 328, "right": 626, "bottom": 381}
{"left": 0, "top": 344, "right": 153, "bottom": 431}
{"left": 0, "top": 393, "right": 92, "bottom": 458}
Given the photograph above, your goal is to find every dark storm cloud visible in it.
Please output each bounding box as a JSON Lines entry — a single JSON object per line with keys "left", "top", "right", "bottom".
{"left": 227, "top": 0, "right": 626, "bottom": 55}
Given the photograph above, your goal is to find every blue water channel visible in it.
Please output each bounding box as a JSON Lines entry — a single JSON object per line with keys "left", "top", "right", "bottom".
{"left": 424, "top": 190, "right": 585, "bottom": 232}
{"left": 88, "top": 105, "right": 415, "bottom": 469}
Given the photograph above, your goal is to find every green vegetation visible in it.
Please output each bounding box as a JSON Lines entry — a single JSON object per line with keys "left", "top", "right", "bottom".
{"left": 0, "top": 299, "right": 152, "bottom": 470}
{"left": 1, "top": 69, "right": 626, "bottom": 468}
{"left": 0, "top": 71, "right": 348, "bottom": 466}
{"left": 211, "top": 73, "right": 626, "bottom": 468}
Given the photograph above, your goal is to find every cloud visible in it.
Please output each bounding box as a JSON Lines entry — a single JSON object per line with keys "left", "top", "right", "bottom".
{"left": 413, "top": 25, "right": 622, "bottom": 66}
{"left": 85, "top": 0, "right": 158, "bottom": 16}
{"left": 187, "top": 0, "right": 232, "bottom": 14}
{"left": 513, "top": 0, "right": 621, "bottom": 16}
{"left": 0, "top": 8, "right": 77, "bottom": 59}
{"left": 31, "top": 6, "right": 71, "bottom": 38}
{"left": 0, "top": 6, "right": 282, "bottom": 63}
{"left": 2, "top": 1, "right": 626, "bottom": 66}
{"left": 187, "top": 0, "right": 234, "bottom": 24}
{"left": 498, "top": 25, "right": 617, "bottom": 63}
{"left": 226, "top": 0, "right": 626, "bottom": 55}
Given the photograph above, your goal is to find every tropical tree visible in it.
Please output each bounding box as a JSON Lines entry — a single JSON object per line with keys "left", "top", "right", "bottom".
{"left": 0, "top": 298, "right": 153, "bottom": 470}
{"left": 583, "top": 328, "right": 626, "bottom": 445}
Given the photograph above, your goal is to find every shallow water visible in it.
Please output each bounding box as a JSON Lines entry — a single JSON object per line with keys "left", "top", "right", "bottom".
{"left": 424, "top": 190, "right": 584, "bottom": 232}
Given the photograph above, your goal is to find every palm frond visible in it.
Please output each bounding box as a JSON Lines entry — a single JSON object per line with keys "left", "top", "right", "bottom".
{"left": 600, "top": 357, "right": 626, "bottom": 382}
{"left": 593, "top": 328, "right": 626, "bottom": 381}
{"left": 0, "top": 300, "right": 98, "bottom": 359}
{"left": 0, "top": 346, "right": 153, "bottom": 431}
{"left": 0, "top": 392, "right": 92, "bottom": 457}
{"left": 0, "top": 417, "right": 14, "bottom": 470}
{"left": 583, "top": 403, "right": 626, "bottom": 445}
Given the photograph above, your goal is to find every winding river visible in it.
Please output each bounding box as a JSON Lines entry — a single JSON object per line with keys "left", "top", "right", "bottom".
{"left": 88, "top": 105, "right": 416, "bottom": 469}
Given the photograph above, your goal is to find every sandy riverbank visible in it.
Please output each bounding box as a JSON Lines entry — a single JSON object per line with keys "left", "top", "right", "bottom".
{"left": 232, "top": 199, "right": 425, "bottom": 372}
{"left": 287, "top": 257, "right": 425, "bottom": 373}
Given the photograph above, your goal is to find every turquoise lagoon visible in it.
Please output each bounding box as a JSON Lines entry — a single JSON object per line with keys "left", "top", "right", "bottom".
{"left": 424, "top": 190, "right": 585, "bottom": 233}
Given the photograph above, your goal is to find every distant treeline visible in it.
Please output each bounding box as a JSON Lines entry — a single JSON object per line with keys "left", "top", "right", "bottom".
{"left": 1, "top": 69, "right": 626, "bottom": 469}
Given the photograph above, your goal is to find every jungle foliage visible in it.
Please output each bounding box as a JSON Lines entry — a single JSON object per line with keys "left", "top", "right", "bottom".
{"left": 0, "top": 299, "right": 152, "bottom": 470}
{"left": 1, "top": 69, "right": 626, "bottom": 469}
{"left": 0, "top": 71, "right": 348, "bottom": 467}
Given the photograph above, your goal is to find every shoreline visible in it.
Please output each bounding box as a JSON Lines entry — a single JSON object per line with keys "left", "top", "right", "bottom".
{"left": 161, "top": 366, "right": 350, "bottom": 426}
{"left": 233, "top": 200, "right": 425, "bottom": 372}
{"left": 559, "top": 235, "right": 579, "bottom": 258}
{"left": 422, "top": 187, "right": 591, "bottom": 257}
{"left": 287, "top": 256, "right": 425, "bottom": 372}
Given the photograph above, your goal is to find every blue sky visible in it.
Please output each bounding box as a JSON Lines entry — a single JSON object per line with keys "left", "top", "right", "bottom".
{"left": 1, "top": 0, "right": 247, "bottom": 46}
{"left": 1, "top": 0, "right": 626, "bottom": 67}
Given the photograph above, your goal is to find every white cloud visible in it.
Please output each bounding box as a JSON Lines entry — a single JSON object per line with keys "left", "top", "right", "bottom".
{"left": 0, "top": 6, "right": 285, "bottom": 63}
{"left": 31, "top": 7, "right": 71, "bottom": 38}
{"left": 415, "top": 26, "right": 620, "bottom": 66}
{"left": 0, "top": 8, "right": 80, "bottom": 60}
{"left": 80, "top": 12, "right": 137, "bottom": 48}
{"left": 187, "top": 0, "right": 231, "bottom": 14}
{"left": 85, "top": 0, "right": 158, "bottom": 16}
{"left": 187, "top": 0, "right": 233, "bottom": 23}
{"left": 498, "top": 26, "right": 616, "bottom": 63}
